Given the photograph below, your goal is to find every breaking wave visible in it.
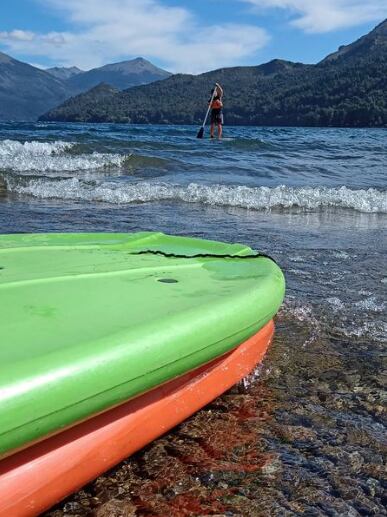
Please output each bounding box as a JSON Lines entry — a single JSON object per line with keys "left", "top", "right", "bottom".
{"left": 0, "top": 139, "right": 126, "bottom": 172}
{"left": 0, "top": 139, "right": 73, "bottom": 156}
{"left": 4, "top": 177, "right": 386, "bottom": 213}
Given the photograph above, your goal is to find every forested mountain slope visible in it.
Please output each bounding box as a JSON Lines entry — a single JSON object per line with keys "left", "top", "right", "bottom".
{"left": 41, "top": 20, "right": 387, "bottom": 127}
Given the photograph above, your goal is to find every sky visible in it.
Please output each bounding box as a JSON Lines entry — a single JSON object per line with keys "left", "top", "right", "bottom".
{"left": 0, "top": 0, "right": 385, "bottom": 73}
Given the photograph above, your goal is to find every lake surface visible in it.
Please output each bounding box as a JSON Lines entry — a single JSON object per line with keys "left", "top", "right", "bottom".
{"left": 0, "top": 123, "right": 386, "bottom": 516}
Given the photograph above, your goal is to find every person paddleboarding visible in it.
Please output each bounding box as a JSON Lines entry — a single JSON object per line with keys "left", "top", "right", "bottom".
{"left": 196, "top": 82, "right": 224, "bottom": 139}
{"left": 210, "top": 83, "right": 224, "bottom": 139}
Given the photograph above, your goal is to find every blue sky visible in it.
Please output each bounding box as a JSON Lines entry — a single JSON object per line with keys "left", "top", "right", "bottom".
{"left": 0, "top": 0, "right": 385, "bottom": 73}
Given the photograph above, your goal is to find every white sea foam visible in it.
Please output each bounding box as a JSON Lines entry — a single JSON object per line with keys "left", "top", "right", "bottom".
{"left": 279, "top": 298, "right": 386, "bottom": 344}
{"left": 5, "top": 178, "right": 387, "bottom": 213}
{"left": 0, "top": 139, "right": 73, "bottom": 156}
{"left": 332, "top": 251, "right": 350, "bottom": 260}
{"left": 326, "top": 297, "right": 345, "bottom": 311}
{"left": 337, "top": 320, "right": 387, "bottom": 343}
{"left": 355, "top": 296, "right": 385, "bottom": 312}
{"left": 0, "top": 139, "right": 126, "bottom": 172}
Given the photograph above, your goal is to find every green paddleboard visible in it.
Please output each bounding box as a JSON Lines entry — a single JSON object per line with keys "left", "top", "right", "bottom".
{"left": 0, "top": 232, "right": 285, "bottom": 457}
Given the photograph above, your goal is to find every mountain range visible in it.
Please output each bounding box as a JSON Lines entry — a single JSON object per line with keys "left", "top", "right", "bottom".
{"left": 0, "top": 52, "right": 71, "bottom": 121}
{"left": 66, "top": 58, "right": 172, "bottom": 93}
{"left": 40, "top": 19, "right": 387, "bottom": 128}
{"left": 0, "top": 56, "right": 171, "bottom": 121}
{"left": 1, "top": 20, "right": 386, "bottom": 126}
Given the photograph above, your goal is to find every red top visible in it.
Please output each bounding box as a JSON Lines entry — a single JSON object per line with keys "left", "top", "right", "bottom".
{"left": 211, "top": 99, "right": 223, "bottom": 110}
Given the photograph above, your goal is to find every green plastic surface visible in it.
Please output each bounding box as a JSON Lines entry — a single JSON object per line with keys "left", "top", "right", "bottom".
{"left": 0, "top": 232, "right": 285, "bottom": 456}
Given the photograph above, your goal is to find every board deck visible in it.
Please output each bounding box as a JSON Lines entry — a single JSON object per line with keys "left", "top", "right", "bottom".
{"left": 0, "top": 232, "right": 285, "bottom": 456}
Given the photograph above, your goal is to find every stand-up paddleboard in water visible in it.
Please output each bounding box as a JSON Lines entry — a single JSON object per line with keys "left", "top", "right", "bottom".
{"left": 0, "top": 232, "right": 285, "bottom": 458}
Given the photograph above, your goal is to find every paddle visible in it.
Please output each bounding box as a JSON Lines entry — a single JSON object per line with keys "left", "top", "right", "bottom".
{"left": 197, "top": 85, "right": 217, "bottom": 139}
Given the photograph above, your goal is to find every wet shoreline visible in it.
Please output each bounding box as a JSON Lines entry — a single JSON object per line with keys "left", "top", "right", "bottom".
{"left": 45, "top": 311, "right": 386, "bottom": 516}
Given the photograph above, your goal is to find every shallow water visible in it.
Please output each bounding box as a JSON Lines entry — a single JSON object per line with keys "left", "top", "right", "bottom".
{"left": 0, "top": 123, "right": 386, "bottom": 516}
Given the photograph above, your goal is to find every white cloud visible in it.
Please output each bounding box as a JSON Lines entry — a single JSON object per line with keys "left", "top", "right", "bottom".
{"left": 241, "top": 0, "right": 387, "bottom": 33}
{"left": 0, "top": 30, "right": 35, "bottom": 42}
{"left": 0, "top": 0, "right": 269, "bottom": 73}
{"left": 0, "top": 29, "right": 72, "bottom": 46}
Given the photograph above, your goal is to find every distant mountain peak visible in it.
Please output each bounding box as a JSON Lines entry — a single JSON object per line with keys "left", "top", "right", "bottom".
{"left": 46, "top": 65, "right": 83, "bottom": 80}
{"left": 266, "top": 58, "right": 293, "bottom": 66}
{"left": 88, "top": 82, "right": 119, "bottom": 94}
{"left": 258, "top": 58, "right": 304, "bottom": 74}
{"left": 97, "top": 57, "right": 171, "bottom": 76}
{"left": 48, "top": 65, "right": 83, "bottom": 73}
{"left": 320, "top": 18, "right": 387, "bottom": 64}
{"left": 132, "top": 57, "right": 149, "bottom": 63}
{"left": 67, "top": 57, "right": 171, "bottom": 92}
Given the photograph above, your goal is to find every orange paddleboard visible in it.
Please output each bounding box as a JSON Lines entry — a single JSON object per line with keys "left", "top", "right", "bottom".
{"left": 0, "top": 321, "right": 274, "bottom": 517}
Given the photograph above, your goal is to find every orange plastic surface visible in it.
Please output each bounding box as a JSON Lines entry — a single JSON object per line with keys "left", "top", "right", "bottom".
{"left": 0, "top": 321, "right": 274, "bottom": 517}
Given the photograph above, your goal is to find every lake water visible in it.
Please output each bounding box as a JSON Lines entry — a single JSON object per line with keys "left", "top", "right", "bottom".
{"left": 0, "top": 122, "right": 386, "bottom": 516}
